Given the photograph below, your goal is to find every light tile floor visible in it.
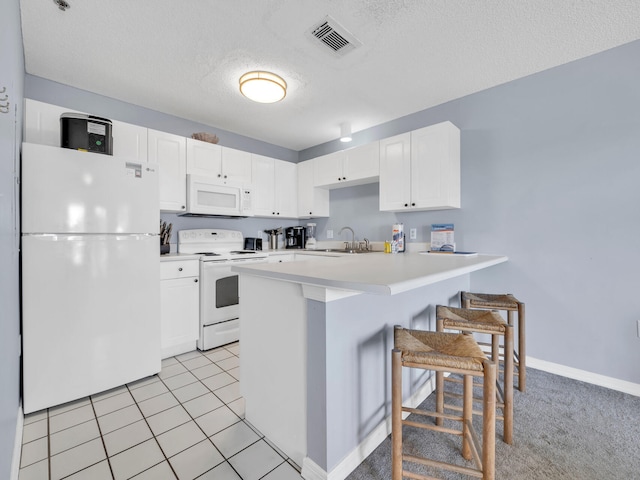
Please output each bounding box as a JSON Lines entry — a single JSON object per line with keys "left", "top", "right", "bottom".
{"left": 19, "top": 342, "right": 304, "bottom": 480}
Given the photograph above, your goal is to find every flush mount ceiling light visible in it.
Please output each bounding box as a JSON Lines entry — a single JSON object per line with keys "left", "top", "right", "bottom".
{"left": 239, "top": 71, "right": 287, "bottom": 103}
{"left": 340, "top": 122, "right": 352, "bottom": 143}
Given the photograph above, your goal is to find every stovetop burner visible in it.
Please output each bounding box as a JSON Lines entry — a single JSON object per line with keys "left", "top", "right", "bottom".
{"left": 195, "top": 252, "right": 221, "bottom": 256}
{"left": 230, "top": 250, "right": 260, "bottom": 255}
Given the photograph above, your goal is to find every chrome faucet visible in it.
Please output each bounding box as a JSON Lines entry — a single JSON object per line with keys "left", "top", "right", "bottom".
{"left": 339, "top": 226, "right": 356, "bottom": 250}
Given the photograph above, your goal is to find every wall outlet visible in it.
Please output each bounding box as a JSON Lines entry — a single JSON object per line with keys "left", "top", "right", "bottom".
{"left": 327, "top": 229, "right": 333, "bottom": 239}
{"left": 409, "top": 228, "right": 417, "bottom": 240}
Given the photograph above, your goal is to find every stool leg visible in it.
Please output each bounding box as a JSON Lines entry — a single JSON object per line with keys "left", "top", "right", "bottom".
{"left": 491, "top": 333, "right": 499, "bottom": 364}
{"left": 436, "top": 371, "right": 445, "bottom": 427}
{"left": 462, "top": 373, "right": 473, "bottom": 460}
{"left": 391, "top": 349, "right": 403, "bottom": 480}
{"left": 435, "top": 318, "right": 445, "bottom": 426}
{"left": 518, "top": 303, "right": 526, "bottom": 392}
{"left": 482, "top": 360, "right": 497, "bottom": 480}
{"left": 503, "top": 325, "right": 514, "bottom": 445}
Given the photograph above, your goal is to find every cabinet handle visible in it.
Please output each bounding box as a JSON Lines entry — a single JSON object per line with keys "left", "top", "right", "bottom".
{"left": 178, "top": 267, "right": 183, "bottom": 271}
{"left": 181, "top": 205, "right": 185, "bottom": 209}
{"left": 223, "top": 175, "right": 227, "bottom": 179}
{"left": 404, "top": 203, "right": 408, "bottom": 207}
{"left": 218, "top": 174, "right": 222, "bottom": 178}
{"left": 309, "top": 211, "right": 312, "bottom": 215}
{"left": 411, "top": 203, "right": 416, "bottom": 207}
{"left": 194, "top": 279, "right": 198, "bottom": 283}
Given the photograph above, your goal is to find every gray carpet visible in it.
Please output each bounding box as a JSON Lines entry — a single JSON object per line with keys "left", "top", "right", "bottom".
{"left": 346, "top": 368, "right": 640, "bottom": 479}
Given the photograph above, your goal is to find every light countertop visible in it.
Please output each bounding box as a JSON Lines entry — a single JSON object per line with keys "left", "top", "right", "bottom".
{"left": 232, "top": 252, "right": 507, "bottom": 295}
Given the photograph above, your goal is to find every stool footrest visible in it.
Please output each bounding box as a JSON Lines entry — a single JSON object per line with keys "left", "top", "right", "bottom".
{"left": 404, "top": 454, "right": 484, "bottom": 479}
{"left": 402, "top": 406, "right": 462, "bottom": 422}
{"left": 403, "top": 419, "right": 462, "bottom": 436}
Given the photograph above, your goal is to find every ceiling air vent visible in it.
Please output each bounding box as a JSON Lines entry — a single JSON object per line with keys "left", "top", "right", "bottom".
{"left": 307, "top": 16, "right": 362, "bottom": 57}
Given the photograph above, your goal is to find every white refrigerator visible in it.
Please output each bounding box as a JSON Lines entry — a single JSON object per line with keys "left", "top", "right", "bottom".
{"left": 21, "top": 143, "right": 161, "bottom": 414}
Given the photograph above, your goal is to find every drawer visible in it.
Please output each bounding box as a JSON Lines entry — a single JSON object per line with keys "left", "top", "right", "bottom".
{"left": 160, "top": 260, "right": 199, "bottom": 280}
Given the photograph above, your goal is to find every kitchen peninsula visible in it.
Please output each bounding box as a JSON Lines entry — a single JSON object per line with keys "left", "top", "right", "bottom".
{"left": 232, "top": 252, "right": 507, "bottom": 480}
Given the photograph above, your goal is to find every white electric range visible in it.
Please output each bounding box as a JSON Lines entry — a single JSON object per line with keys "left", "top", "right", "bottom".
{"left": 178, "top": 229, "right": 268, "bottom": 350}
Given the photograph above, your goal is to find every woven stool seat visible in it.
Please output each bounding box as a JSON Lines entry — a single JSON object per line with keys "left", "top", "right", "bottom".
{"left": 436, "top": 305, "right": 514, "bottom": 445}
{"left": 461, "top": 291, "right": 526, "bottom": 392}
{"left": 392, "top": 326, "right": 497, "bottom": 480}
{"left": 395, "top": 329, "right": 486, "bottom": 371}
{"left": 462, "top": 292, "right": 519, "bottom": 309}
{"left": 436, "top": 307, "right": 507, "bottom": 334}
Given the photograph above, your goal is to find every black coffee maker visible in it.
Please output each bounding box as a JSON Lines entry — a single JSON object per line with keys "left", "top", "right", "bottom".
{"left": 285, "top": 226, "right": 306, "bottom": 249}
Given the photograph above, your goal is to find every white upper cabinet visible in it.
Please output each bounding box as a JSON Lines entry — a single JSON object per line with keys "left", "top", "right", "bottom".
{"left": 380, "top": 121, "right": 460, "bottom": 212}
{"left": 186, "top": 138, "right": 222, "bottom": 177}
{"left": 186, "top": 139, "right": 252, "bottom": 186}
{"left": 379, "top": 133, "right": 412, "bottom": 211}
{"left": 274, "top": 160, "right": 298, "bottom": 218}
{"left": 297, "top": 160, "right": 329, "bottom": 218}
{"left": 251, "top": 154, "right": 298, "bottom": 218}
{"left": 313, "top": 141, "right": 380, "bottom": 189}
{"left": 23, "top": 99, "right": 148, "bottom": 162}
{"left": 148, "top": 129, "right": 187, "bottom": 212}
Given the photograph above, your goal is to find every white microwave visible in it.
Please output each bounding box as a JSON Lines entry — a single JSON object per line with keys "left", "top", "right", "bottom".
{"left": 186, "top": 175, "right": 253, "bottom": 217}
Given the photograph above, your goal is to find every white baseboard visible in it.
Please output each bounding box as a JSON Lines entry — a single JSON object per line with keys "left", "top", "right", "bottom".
{"left": 11, "top": 404, "right": 23, "bottom": 480}
{"left": 301, "top": 376, "right": 437, "bottom": 480}
{"left": 527, "top": 356, "right": 640, "bottom": 397}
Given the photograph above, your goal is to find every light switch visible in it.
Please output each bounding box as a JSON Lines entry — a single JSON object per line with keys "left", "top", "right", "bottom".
{"left": 327, "top": 229, "right": 333, "bottom": 239}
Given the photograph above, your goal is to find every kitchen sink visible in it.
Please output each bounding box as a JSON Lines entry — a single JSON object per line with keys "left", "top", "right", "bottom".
{"left": 322, "top": 248, "right": 376, "bottom": 254}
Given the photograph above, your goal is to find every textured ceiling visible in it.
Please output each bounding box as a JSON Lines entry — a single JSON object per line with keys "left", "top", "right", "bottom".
{"left": 20, "top": 0, "right": 640, "bottom": 151}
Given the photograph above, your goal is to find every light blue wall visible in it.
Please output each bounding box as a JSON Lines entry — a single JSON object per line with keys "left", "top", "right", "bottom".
{"left": 306, "top": 40, "right": 640, "bottom": 384}
{"left": 0, "top": 0, "right": 24, "bottom": 476}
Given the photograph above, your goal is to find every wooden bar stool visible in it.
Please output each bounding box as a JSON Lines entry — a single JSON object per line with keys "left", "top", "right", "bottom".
{"left": 392, "top": 326, "right": 497, "bottom": 480}
{"left": 436, "top": 305, "right": 514, "bottom": 445}
{"left": 461, "top": 292, "right": 526, "bottom": 392}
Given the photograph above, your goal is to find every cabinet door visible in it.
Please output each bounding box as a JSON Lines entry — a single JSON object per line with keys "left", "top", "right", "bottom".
{"left": 23, "top": 99, "right": 67, "bottom": 147}
{"left": 379, "top": 133, "right": 411, "bottom": 211}
{"left": 344, "top": 141, "right": 379, "bottom": 183}
{"left": 251, "top": 154, "right": 276, "bottom": 216}
{"left": 297, "top": 160, "right": 329, "bottom": 218}
{"left": 274, "top": 160, "right": 298, "bottom": 218}
{"left": 148, "top": 129, "right": 187, "bottom": 212}
{"left": 221, "top": 147, "right": 252, "bottom": 186}
{"left": 186, "top": 138, "right": 222, "bottom": 178}
{"left": 410, "top": 122, "right": 460, "bottom": 210}
{"left": 160, "top": 277, "right": 199, "bottom": 358}
{"left": 112, "top": 120, "right": 148, "bottom": 162}
{"left": 313, "top": 151, "right": 345, "bottom": 187}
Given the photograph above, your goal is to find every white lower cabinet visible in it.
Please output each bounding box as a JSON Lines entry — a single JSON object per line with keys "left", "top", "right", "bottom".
{"left": 268, "top": 253, "right": 296, "bottom": 263}
{"left": 160, "top": 258, "right": 199, "bottom": 358}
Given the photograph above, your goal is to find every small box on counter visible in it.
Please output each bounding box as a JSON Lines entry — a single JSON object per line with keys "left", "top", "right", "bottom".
{"left": 430, "top": 224, "right": 455, "bottom": 252}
